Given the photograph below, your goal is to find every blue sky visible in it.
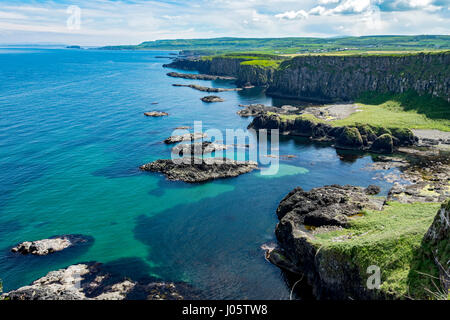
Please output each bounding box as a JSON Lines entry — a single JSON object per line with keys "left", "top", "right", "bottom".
{"left": 0, "top": 0, "right": 449, "bottom": 45}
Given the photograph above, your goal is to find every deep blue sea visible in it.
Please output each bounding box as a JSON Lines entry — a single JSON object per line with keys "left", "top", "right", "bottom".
{"left": 0, "top": 47, "right": 397, "bottom": 299}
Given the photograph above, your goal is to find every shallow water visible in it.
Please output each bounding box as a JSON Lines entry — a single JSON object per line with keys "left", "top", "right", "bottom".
{"left": 0, "top": 48, "right": 397, "bottom": 299}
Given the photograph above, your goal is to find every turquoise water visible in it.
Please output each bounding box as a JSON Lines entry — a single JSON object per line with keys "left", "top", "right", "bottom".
{"left": 0, "top": 48, "right": 395, "bottom": 299}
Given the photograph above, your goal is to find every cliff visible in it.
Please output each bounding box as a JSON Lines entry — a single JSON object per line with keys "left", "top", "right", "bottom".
{"left": 269, "top": 52, "right": 450, "bottom": 102}
{"left": 165, "top": 52, "right": 450, "bottom": 101}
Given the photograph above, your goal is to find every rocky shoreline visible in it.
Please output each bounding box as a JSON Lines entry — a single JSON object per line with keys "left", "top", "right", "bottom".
{"left": 248, "top": 113, "right": 417, "bottom": 154}
{"left": 2, "top": 262, "right": 197, "bottom": 300}
{"left": 172, "top": 84, "right": 242, "bottom": 92}
{"left": 167, "top": 72, "right": 236, "bottom": 81}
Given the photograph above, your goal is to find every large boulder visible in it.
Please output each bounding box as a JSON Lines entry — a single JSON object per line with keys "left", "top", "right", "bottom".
{"left": 370, "top": 134, "right": 394, "bottom": 154}
{"left": 336, "top": 127, "right": 363, "bottom": 150}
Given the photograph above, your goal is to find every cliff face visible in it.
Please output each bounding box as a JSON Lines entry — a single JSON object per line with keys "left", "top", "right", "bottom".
{"left": 165, "top": 53, "right": 450, "bottom": 101}
{"left": 164, "top": 57, "right": 275, "bottom": 86}
{"left": 268, "top": 53, "right": 450, "bottom": 102}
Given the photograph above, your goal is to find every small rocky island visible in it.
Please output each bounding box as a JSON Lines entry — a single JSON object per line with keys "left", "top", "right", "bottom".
{"left": 11, "top": 235, "right": 91, "bottom": 256}
{"left": 144, "top": 111, "right": 168, "bottom": 117}
{"left": 172, "top": 84, "right": 242, "bottom": 92}
{"left": 140, "top": 158, "right": 258, "bottom": 183}
{"left": 201, "top": 95, "right": 224, "bottom": 103}
{"left": 171, "top": 141, "right": 228, "bottom": 156}
{"left": 1, "top": 262, "right": 196, "bottom": 300}
{"left": 164, "top": 132, "right": 207, "bottom": 144}
{"left": 167, "top": 72, "right": 236, "bottom": 81}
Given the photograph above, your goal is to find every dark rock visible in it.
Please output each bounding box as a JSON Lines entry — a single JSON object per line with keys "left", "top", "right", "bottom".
{"left": 139, "top": 158, "right": 258, "bottom": 183}
{"left": 365, "top": 185, "right": 381, "bottom": 195}
{"left": 144, "top": 111, "right": 168, "bottom": 117}
{"left": 1, "top": 262, "right": 196, "bottom": 300}
{"left": 164, "top": 132, "right": 207, "bottom": 144}
{"left": 172, "top": 84, "right": 242, "bottom": 92}
{"left": 167, "top": 72, "right": 235, "bottom": 81}
{"left": 201, "top": 96, "right": 224, "bottom": 103}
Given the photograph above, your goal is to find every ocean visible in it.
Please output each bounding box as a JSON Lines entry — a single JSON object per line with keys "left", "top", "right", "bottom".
{"left": 0, "top": 47, "right": 396, "bottom": 299}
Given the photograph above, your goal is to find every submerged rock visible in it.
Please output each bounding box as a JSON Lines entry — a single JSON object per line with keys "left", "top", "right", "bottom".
{"left": 1, "top": 262, "right": 196, "bottom": 300}
{"left": 139, "top": 158, "right": 258, "bottom": 183}
{"left": 11, "top": 235, "right": 89, "bottom": 256}
{"left": 164, "top": 132, "right": 207, "bottom": 144}
{"left": 144, "top": 111, "right": 168, "bottom": 117}
{"left": 201, "top": 95, "right": 224, "bottom": 103}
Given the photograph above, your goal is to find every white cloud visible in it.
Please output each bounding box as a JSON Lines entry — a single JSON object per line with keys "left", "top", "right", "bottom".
{"left": 275, "top": 10, "right": 309, "bottom": 20}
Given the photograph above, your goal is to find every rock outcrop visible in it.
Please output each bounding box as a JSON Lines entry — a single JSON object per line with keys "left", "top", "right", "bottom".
{"left": 1, "top": 263, "right": 196, "bottom": 300}
{"left": 144, "top": 111, "right": 168, "bottom": 117}
{"left": 237, "top": 104, "right": 300, "bottom": 117}
{"left": 167, "top": 72, "right": 235, "bottom": 81}
{"left": 267, "top": 185, "right": 385, "bottom": 299}
{"left": 172, "top": 84, "right": 242, "bottom": 92}
{"left": 164, "top": 132, "right": 207, "bottom": 144}
{"left": 248, "top": 113, "right": 417, "bottom": 153}
{"left": 201, "top": 95, "right": 224, "bottom": 103}
{"left": 11, "top": 235, "right": 90, "bottom": 256}
{"left": 139, "top": 158, "right": 258, "bottom": 183}
{"left": 171, "top": 141, "right": 228, "bottom": 156}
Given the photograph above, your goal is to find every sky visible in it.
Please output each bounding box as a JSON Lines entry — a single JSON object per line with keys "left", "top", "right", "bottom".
{"left": 0, "top": 0, "right": 449, "bottom": 46}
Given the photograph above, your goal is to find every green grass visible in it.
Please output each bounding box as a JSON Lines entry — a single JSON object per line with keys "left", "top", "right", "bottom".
{"left": 333, "top": 92, "right": 450, "bottom": 132}
{"left": 240, "top": 59, "right": 281, "bottom": 68}
{"left": 311, "top": 201, "right": 442, "bottom": 298}
{"left": 100, "top": 35, "right": 450, "bottom": 55}
{"left": 276, "top": 91, "right": 450, "bottom": 132}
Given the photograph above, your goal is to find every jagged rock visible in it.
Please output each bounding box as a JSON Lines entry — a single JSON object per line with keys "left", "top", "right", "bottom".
{"left": 164, "top": 132, "right": 207, "bottom": 144}
{"left": 172, "top": 84, "right": 242, "bottom": 92}
{"left": 144, "top": 111, "right": 168, "bottom": 117}
{"left": 171, "top": 142, "right": 228, "bottom": 156}
{"left": 276, "top": 185, "right": 383, "bottom": 227}
{"left": 201, "top": 96, "right": 224, "bottom": 103}
{"left": 1, "top": 263, "right": 196, "bottom": 300}
{"left": 371, "top": 134, "right": 394, "bottom": 154}
{"left": 167, "top": 72, "right": 235, "bottom": 81}
{"left": 11, "top": 235, "right": 89, "bottom": 256}
{"left": 238, "top": 104, "right": 300, "bottom": 117}
{"left": 139, "top": 158, "right": 258, "bottom": 183}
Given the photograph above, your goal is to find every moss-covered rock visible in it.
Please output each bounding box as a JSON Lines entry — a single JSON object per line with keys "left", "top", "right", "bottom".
{"left": 337, "top": 127, "right": 363, "bottom": 149}
{"left": 390, "top": 127, "right": 417, "bottom": 146}
{"left": 370, "top": 134, "right": 394, "bottom": 154}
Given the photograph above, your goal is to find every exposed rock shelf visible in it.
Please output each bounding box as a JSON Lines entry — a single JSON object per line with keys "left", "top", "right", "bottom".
{"left": 237, "top": 104, "right": 300, "bottom": 117}
{"left": 1, "top": 262, "right": 196, "bottom": 300}
{"left": 172, "top": 84, "right": 242, "bottom": 92}
{"left": 167, "top": 72, "right": 236, "bottom": 81}
{"left": 201, "top": 95, "right": 224, "bottom": 103}
{"left": 144, "top": 111, "right": 168, "bottom": 117}
{"left": 139, "top": 158, "right": 258, "bottom": 183}
{"left": 164, "top": 132, "right": 207, "bottom": 144}
{"left": 171, "top": 141, "right": 228, "bottom": 156}
{"left": 11, "top": 235, "right": 91, "bottom": 256}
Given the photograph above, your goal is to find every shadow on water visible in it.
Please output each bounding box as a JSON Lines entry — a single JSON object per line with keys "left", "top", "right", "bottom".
{"left": 132, "top": 172, "right": 321, "bottom": 300}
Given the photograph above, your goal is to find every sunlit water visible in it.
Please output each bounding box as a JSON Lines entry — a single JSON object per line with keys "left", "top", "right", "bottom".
{"left": 0, "top": 48, "right": 397, "bottom": 299}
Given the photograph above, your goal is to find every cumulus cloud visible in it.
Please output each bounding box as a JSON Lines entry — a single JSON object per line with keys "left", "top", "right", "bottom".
{"left": 275, "top": 10, "right": 309, "bottom": 20}
{"left": 0, "top": 0, "right": 448, "bottom": 45}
